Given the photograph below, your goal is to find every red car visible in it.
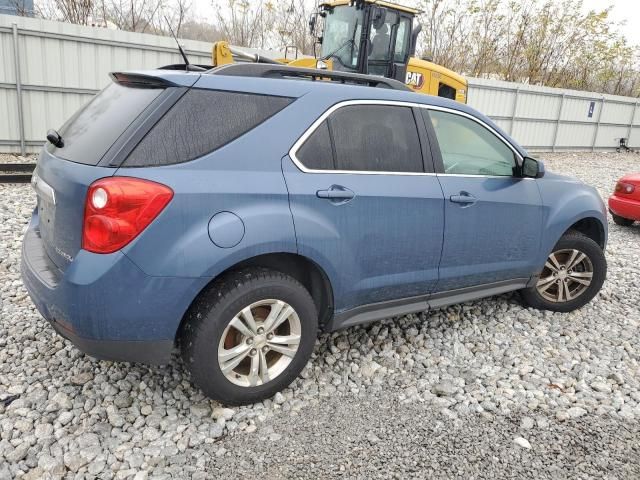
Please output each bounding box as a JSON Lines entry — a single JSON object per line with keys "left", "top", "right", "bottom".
{"left": 609, "top": 173, "right": 640, "bottom": 226}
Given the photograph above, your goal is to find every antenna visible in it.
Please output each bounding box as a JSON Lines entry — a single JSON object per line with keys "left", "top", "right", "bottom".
{"left": 164, "top": 16, "right": 205, "bottom": 71}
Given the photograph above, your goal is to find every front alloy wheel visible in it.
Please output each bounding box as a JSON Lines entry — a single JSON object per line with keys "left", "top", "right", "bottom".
{"left": 536, "top": 249, "right": 593, "bottom": 303}
{"left": 520, "top": 231, "right": 606, "bottom": 312}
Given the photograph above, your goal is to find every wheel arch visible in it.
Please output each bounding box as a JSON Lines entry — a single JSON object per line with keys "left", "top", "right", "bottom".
{"left": 564, "top": 216, "right": 606, "bottom": 249}
{"left": 177, "top": 252, "right": 335, "bottom": 342}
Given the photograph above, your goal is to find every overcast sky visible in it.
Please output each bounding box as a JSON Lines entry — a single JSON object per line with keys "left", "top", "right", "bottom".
{"left": 583, "top": 0, "right": 640, "bottom": 45}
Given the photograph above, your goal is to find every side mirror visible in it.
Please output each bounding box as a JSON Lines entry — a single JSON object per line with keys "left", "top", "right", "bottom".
{"left": 308, "top": 13, "right": 317, "bottom": 35}
{"left": 521, "top": 157, "right": 545, "bottom": 178}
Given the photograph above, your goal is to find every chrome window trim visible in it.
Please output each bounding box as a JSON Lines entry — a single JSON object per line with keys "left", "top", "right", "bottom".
{"left": 288, "top": 99, "right": 524, "bottom": 177}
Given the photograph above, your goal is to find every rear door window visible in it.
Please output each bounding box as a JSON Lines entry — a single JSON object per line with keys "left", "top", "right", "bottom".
{"left": 296, "top": 120, "right": 335, "bottom": 170}
{"left": 330, "top": 105, "right": 423, "bottom": 173}
{"left": 51, "top": 83, "right": 163, "bottom": 165}
{"left": 124, "top": 89, "right": 293, "bottom": 167}
{"left": 296, "top": 104, "right": 424, "bottom": 173}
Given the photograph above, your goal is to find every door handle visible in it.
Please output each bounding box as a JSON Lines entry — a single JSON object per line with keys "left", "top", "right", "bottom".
{"left": 316, "top": 185, "right": 355, "bottom": 200}
{"left": 450, "top": 192, "right": 477, "bottom": 205}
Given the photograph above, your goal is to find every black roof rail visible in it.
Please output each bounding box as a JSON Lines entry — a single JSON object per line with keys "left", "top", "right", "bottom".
{"left": 207, "top": 63, "right": 411, "bottom": 91}
{"left": 159, "top": 63, "right": 212, "bottom": 72}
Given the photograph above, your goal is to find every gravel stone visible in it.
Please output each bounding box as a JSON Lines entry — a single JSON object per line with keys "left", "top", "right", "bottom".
{"left": 2, "top": 152, "right": 640, "bottom": 478}
{"left": 513, "top": 436, "right": 532, "bottom": 449}
{"left": 432, "top": 381, "right": 457, "bottom": 397}
{"left": 567, "top": 407, "right": 588, "bottom": 419}
{"left": 520, "top": 417, "right": 535, "bottom": 430}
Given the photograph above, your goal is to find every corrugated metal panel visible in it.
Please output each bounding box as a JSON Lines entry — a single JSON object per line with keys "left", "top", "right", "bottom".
{"left": 468, "top": 77, "right": 639, "bottom": 151}
{"left": 0, "top": 13, "right": 281, "bottom": 153}
{"left": 2, "top": 14, "right": 639, "bottom": 154}
{"left": 555, "top": 123, "right": 596, "bottom": 148}
{"left": 512, "top": 120, "right": 556, "bottom": 148}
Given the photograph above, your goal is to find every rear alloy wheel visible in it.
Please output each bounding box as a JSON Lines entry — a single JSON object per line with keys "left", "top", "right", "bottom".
{"left": 218, "top": 299, "right": 302, "bottom": 387}
{"left": 520, "top": 231, "right": 606, "bottom": 312}
{"left": 611, "top": 213, "right": 634, "bottom": 226}
{"left": 181, "top": 268, "right": 318, "bottom": 406}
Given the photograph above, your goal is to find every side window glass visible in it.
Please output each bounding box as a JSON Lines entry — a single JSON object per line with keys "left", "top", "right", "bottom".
{"left": 125, "top": 90, "right": 292, "bottom": 167}
{"left": 427, "top": 110, "right": 515, "bottom": 176}
{"left": 369, "top": 11, "right": 396, "bottom": 61}
{"left": 438, "top": 83, "right": 456, "bottom": 100}
{"left": 393, "top": 18, "right": 411, "bottom": 62}
{"left": 330, "top": 105, "right": 422, "bottom": 173}
{"left": 296, "top": 120, "right": 334, "bottom": 170}
{"left": 295, "top": 105, "right": 424, "bottom": 173}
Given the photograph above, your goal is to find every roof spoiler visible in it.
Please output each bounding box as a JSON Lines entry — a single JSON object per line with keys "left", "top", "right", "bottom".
{"left": 109, "top": 72, "right": 178, "bottom": 88}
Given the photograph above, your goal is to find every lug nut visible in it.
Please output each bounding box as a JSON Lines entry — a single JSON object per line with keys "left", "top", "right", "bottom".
{"left": 246, "top": 338, "right": 254, "bottom": 345}
{"left": 250, "top": 348, "right": 257, "bottom": 356}
{"left": 262, "top": 346, "right": 269, "bottom": 353}
{"left": 267, "top": 333, "right": 274, "bottom": 340}
{"left": 257, "top": 327, "right": 264, "bottom": 334}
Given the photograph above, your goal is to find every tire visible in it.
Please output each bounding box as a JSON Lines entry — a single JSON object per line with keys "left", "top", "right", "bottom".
{"left": 181, "top": 268, "right": 318, "bottom": 406}
{"left": 520, "top": 231, "right": 606, "bottom": 313}
{"left": 611, "top": 213, "right": 635, "bottom": 226}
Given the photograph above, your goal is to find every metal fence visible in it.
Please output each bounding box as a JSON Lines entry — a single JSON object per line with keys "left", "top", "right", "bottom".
{"left": 0, "top": 14, "right": 279, "bottom": 154}
{"left": 467, "top": 77, "right": 639, "bottom": 152}
{"left": 2, "top": 13, "right": 640, "bottom": 154}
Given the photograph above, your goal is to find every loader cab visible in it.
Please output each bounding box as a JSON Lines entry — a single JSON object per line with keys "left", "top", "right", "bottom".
{"left": 316, "top": 1, "right": 416, "bottom": 83}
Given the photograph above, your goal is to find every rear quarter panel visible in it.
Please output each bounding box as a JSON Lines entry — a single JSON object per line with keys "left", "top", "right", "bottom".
{"left": 116, "top": 78, "right": 333, "bottom": 279}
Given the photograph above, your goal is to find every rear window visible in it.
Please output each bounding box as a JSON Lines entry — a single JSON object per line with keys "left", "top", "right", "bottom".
{"left": 52, "top": 82, "right": 163, "bottom": 165}
{"left": 123, "top": 89, "right": 293, "bottom": 167}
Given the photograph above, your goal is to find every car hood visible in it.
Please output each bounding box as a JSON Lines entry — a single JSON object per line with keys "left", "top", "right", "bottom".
{"left": 542, "top": 170, "right": 583, "bottom": 184}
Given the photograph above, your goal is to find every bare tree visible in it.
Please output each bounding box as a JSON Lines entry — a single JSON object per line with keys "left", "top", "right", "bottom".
{"left": 48, "top": 0, "right": 95, "bottom": 24}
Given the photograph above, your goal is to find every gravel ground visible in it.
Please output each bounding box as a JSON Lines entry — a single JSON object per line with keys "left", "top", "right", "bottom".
{"left": 0, "top": 151, "right": 639, "bottom": 479}
{"left": 0, "top": 154, "right": 36, "bottom": 164}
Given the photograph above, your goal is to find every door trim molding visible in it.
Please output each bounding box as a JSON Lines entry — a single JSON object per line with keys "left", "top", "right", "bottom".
{"left": 288, "top": 99, "right": 524, "bottom": 176}
{"left": 326, "top": 277, "right": 530, "bottom": 331}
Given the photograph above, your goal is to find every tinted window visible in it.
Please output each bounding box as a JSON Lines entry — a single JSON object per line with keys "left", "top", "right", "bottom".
{"left": 53, "top": 83, "right": 162, "bottom": 165}
{"left": 393, "top": 17, "right": 411, "bottom": 62}
{"left": 125, "top": 89, "right": 292, "bottom": 167}
{"left": 330, "top": 105, "right": 423, "bottom": 173}
{"left": 296, "top": 120, "right": 334, "bottom": 170}
{"left": 427, "top": 110, "right": 515, "bottom": 176}
{"left": 438, "top": 83, "right": 456, "bottom": 100}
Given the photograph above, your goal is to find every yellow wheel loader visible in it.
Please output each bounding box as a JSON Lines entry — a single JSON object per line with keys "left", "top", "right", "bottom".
{"left": 211, "top": 0, "right": 467, "bottom": 103}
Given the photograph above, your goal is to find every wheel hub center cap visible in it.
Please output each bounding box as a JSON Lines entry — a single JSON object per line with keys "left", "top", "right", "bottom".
{"left": 254, "top": 334, "right": 267, "bottom": 348}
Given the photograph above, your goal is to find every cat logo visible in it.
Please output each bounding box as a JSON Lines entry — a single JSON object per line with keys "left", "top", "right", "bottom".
{"left": 405, "top": 71, "right": 424, "bottom": 89}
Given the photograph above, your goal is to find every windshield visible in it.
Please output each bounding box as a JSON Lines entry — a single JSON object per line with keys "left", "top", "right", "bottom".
{"left": 320, "top": 6, "right": 363, "bottom": 71}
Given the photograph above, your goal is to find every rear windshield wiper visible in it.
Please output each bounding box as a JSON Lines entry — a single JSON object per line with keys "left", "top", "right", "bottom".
{"left": 46, "top": 129, "right": 64, "bottom": 148}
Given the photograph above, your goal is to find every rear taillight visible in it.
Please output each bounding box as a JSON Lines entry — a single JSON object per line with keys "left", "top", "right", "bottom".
{"left": 82, "top": 177, "right": 173, "bottom": 254}
{"left": 615, "top": 182, "right": 635, "bottom": 195}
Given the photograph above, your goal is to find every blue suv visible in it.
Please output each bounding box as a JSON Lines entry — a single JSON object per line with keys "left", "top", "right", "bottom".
{"left": 22, "top": 65, "right": 607, "bottom": 405}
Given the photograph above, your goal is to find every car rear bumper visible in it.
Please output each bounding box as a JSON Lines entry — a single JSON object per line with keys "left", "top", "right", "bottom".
{"left": 608, "top": 194, "right": 640, "bottom": 221}
{"left": 20, "top": 215, "right": 207, "bottom": 364}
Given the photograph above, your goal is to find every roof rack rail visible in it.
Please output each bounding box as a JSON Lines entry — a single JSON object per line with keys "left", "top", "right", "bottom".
{"left": 208, "top": 63, "right": 411, "bottom": 91}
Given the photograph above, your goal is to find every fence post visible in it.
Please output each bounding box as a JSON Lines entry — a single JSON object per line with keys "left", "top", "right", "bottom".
{"left": 626, "top": 102, "right": 637, "bottom": 148}
{"left": 551, "top": 93, "right": 566, "bottom": 152}
{"left": 12, "top": 23, "right": 26, "bottom": 156}
{"left": 591, "top": 96, "right": 604, "bottom": 152}
{"left": 509, "top": 87, "right": 520, "bottom": 135}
